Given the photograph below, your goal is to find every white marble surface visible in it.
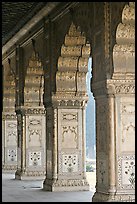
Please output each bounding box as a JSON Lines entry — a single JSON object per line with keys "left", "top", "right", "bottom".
{"left": 2, "top": 172, "right": 95, "bottom": 202}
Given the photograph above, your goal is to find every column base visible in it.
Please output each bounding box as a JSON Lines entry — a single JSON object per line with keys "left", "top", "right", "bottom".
{"left": 92, "top": 191, "right": 135, "bottom": 202}
{"left": 43, "top": 178, "right": 90, "bottom": 192}
{"left": 15, "top": 169, "right": 46, "bottom": 180}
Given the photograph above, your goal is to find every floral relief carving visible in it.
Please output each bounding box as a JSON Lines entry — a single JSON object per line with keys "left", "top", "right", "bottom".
{"left": 122, "top": 122, "right": 135, "bottom": 143}
{"left": 121, "top": 103, "right": 134, "bottom": 114}
{"left": 6, "top": 121, "right": 17, "bottom": 146}
{"left": 7, "top": 131, "right": 17, "bottom": 144}
{"left": 120, "top": 101, "right": 135, "bottom": 151}
{"left": 28, "top": 118, "right": 42, "bottom": 147}
{"left": 124, "top": 160, "right": 135, "bottom": 185}
{"left": 117, "top": 155, "right": 135, "bottom": 189}
{"left": 62, "top": 126, "right": 78, "bottom": 149}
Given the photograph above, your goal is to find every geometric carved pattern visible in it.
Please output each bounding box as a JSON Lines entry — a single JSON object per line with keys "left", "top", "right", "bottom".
{"left": 29, "top": 152, "right": 41, "bottom": 166}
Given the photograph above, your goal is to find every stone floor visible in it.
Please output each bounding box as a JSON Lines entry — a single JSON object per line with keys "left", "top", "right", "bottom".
{"left": 2, "top": 172, "right": 96, "bottom": 202}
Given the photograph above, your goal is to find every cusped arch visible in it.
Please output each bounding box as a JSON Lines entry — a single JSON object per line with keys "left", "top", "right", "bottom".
{"left": 113, "top": 2, "right": 135, "bottom": 77}
{"left": 24, "top": 50, "right": 44, "bottom": 106}
{"left": 56, "top": 22, "right": 91, "bottom": 96}
{"left": 3, "top": 73, "right": 16, "bottom": 110}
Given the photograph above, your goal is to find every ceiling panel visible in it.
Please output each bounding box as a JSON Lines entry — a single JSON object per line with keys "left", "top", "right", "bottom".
{"left": 2, "top": 2, "right": 47, "bottom": 45}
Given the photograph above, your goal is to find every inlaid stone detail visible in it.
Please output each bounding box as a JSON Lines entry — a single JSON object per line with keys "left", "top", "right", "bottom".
{"left": 122, "top": 159, "right": 135, "bottom": 186}
{"left": 62, "top": 154, "right": 78, "bottom": 173}
{"left": 29, "top": 152, "right": 41, "bottom": 166}
{"left": 118, "top": 155, "right": 135, "bottom": 189}
{"left": 7, "top": 149, "right": 17, "bottom": 162}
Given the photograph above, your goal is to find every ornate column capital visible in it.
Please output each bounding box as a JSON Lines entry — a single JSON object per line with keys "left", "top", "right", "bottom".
{"left": 106, "top": 79, "right": 135, "bottom": 95}
{"left": 51, "top": 92, "right": 88, "bottom": 108}
{"left": 91, "top": 79, "right": 135, "bottom": 98}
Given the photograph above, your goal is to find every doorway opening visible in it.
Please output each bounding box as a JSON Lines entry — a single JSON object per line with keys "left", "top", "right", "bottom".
{"left": 86, "top": 57, "right": 96, "bottom": 190}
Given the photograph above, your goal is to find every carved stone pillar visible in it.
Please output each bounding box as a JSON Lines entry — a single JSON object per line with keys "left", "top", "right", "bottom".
{"left": 43, "top": 22, "right": 90, "bottom": 191}
{"left": 15, "top": 51, "right": 46, "bottom": 180}
{"left": 92, "top": 79, "right": 135, "bottom": 202}
{"left": 2, "top": 74, "right": 17, "bottom": 171}
{"left": 43, "top": 97, "right": 89, "bottom": 191}
{"left": 92, "top": 3, "right": 135, "bottom": 202}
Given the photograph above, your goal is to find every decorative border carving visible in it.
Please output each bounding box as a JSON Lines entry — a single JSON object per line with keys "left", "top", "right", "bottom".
{"left": 92, "top": 79, "right": 135, "bottom": 97}
{"left": 115, "top": 84, "right": 135, "bottom": 94}
{"left": 2, "top": 114, "right": 17, "bottom": 120}
{"left": 44, "top": 178, "right": 89, "bottom": 187}
{"left": 16, "top": 108, "right": 46, "bottom": 115}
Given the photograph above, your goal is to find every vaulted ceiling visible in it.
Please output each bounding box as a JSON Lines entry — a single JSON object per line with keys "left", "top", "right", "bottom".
{"left": 2, "top": 2, "right": 47, "bottom": 45}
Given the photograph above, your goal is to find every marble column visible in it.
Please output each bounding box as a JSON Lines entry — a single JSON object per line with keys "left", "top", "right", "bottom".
{"left": 15, "top": 51, "right": 46, "bottom": 180}
{"left": 92, "top": 2, "right": 135, "bottom": 202}
{"left": 2, "top": 74, "right": 17, "bottom": 171}
{"left": 43, "top": 22, "right": 90, "bottom": 191}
